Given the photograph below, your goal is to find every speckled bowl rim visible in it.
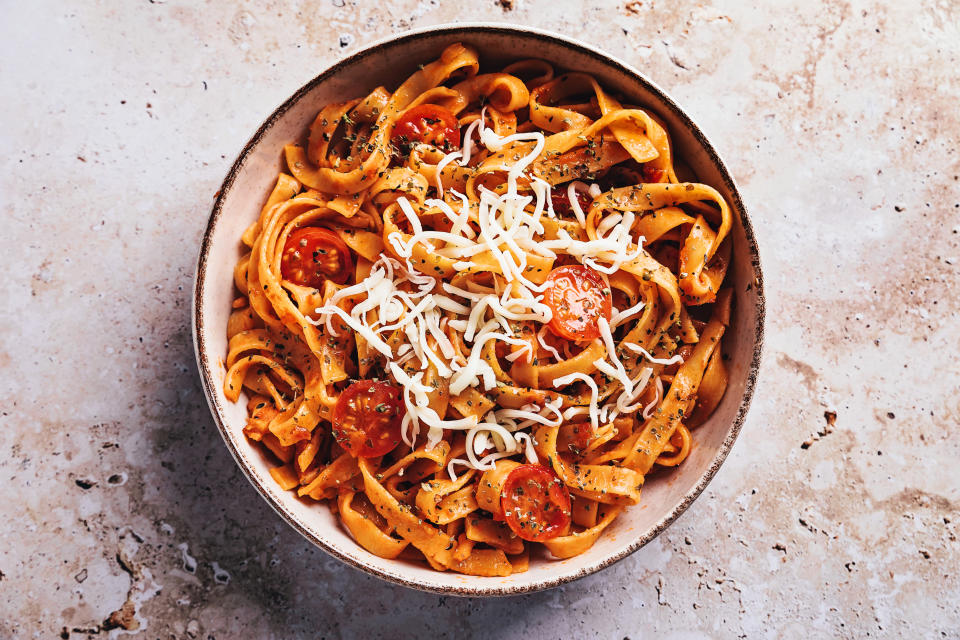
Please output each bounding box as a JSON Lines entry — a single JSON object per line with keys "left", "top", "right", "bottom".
{"left": 193, "top": 22, "right": 765, "bottom": 597}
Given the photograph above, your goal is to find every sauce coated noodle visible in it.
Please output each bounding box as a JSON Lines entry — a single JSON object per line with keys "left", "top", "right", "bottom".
{"left": 225, "top": 43, "right": 733, "bottom": 575}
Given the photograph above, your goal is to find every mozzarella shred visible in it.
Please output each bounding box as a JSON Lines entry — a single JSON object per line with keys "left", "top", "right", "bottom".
{"left": 550, "top": 372, "right": 600, "bottom": 430}
{"left": 308, "top": 117, "right": 647, "bottom": 472}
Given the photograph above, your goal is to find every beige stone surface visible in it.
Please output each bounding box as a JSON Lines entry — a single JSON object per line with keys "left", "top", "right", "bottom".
{"left": 1, "top": 0, "right": 958, "bottom": 637}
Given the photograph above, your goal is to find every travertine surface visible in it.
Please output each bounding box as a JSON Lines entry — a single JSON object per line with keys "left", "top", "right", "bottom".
{"left": 1, "top": 0, "right": 958, "bottom": 637}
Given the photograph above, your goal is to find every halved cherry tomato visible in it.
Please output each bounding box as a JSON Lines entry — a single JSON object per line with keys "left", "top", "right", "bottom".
{"left": 332, "top": 381, "right": 404, "bottom": 458}
{"left": 550, "top": 184, "right": 593, "bottom": 218}
{"left": 501, "top": 464, "right": 571, "bottom": 542}
{"left": 280, "top": 227, "right": 353, "bottom": 288}
{"left": 391, "top": 104, "right": 461, "bottom": 152}
{"left": 543, "top": 264, "right": 612, "bottom": 342}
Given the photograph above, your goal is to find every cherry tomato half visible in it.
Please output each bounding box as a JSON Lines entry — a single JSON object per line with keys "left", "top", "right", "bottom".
{"left": 543, "top": 264, "right": 612, "bottom": 342}
{"left": 551, "top": 184, "right": 593, "bottom": 218}
{"left": 391, "top": 104, "right": 461, "bottom": 152}
{"left": 280, "top": 227, "right": 353, "bottom": 288}
{"left": 332, "top": 380, "right": 404, "bottom": 458}
{"left": 501, "top": 464, "right": 571, "bottom": 542}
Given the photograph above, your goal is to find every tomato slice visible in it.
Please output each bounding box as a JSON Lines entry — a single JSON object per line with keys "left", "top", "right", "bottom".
{"left": 500, "top": 464, "right": 571, "bottom": 542}
{"left": 391, "top": 104, "right": 461, "bottom": 152}
{"left": 543, "top": 265, "right": 612, "bottom": 342}
{"left": 332, "top": 381, "right": 404, "bottom": 458}
{"left": 280, "top": 227, "right": 353, "bottom": 288}
{"left": 550, "top": 184, "right": 593, "bottom": 218}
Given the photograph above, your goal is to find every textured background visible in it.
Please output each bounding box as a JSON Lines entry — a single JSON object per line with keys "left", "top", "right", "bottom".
{"left": 2, "top": 0, "right": 958, "bottom": 638}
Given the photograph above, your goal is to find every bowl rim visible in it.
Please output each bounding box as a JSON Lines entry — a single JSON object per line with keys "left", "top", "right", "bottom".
{"left": 192, "top": 21, "right": 765, "bottom": 596}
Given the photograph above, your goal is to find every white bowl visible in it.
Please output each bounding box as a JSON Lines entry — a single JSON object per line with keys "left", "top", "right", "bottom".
{"left": 193, "top": 23, "right": 764, "bottom": 595}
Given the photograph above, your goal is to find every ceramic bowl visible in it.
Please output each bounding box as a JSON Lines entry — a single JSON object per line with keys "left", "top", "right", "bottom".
{"left": 193, "top": 23, "right": 764, "bottom": 595}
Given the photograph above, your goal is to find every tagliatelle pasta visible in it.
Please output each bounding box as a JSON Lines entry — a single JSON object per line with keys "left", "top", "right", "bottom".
{"left": 224, "top": 43, "right": 733, "bottom": 575}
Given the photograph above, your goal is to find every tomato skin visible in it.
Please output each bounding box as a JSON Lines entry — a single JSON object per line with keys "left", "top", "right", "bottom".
{"left": 543, "top": 265, "right": 612, "bottom": 342}
{"left": 550, "top": 184, "right": 593, "bottom": 218}
{"left": 281, "top": 227, "right": 353, "bottom": 288}
{"left": 501, "top": 464, "right": 571, "bottom": 542}
{"left": 391, "top": 104, "right": 461, "bottom": 152}
{"left": 332, "top": 381, "right": 405, "bottom": 458}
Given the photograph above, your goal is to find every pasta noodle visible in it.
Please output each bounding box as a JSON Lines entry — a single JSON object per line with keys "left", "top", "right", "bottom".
{"left": 224, "top": 43, "right": 734, "bottom": 575}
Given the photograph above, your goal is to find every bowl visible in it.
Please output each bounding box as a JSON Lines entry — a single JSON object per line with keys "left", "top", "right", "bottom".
{"left": 192, "top": 23, "right": 764, "bottom": 595}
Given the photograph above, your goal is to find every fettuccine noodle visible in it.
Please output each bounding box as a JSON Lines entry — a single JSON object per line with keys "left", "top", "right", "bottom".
{"left": 224, "top": 43, "right": 733, "bottom": 575}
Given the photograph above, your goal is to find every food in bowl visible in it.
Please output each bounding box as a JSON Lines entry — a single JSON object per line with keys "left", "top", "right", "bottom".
{"left": 223, "top": 42, "right": 733, "bottom": 577}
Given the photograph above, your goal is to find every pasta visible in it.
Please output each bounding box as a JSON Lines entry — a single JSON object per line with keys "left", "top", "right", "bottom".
{"left": 224, "top": 43, "right": 733, "bottom": 575}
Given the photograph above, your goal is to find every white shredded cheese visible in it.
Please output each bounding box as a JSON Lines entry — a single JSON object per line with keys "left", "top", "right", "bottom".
{"left": 624, "top": 342, "right": 685, "bottom": 366}
{"left": 550, "top": 372, "right": 600, "bottom": 430}
{"left": 610, "top": 299, "right": 646, "bottom": 328}
{"left": 643, "top": 375, "right": 664, "bottom": 420}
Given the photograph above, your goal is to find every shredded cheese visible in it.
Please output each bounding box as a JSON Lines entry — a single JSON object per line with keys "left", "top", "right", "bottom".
{"left": 308, "top": 115, "right": 651, "bottom": 471}
{"left": 551, "top": 372, "right": 600, "bottom": 430}
{"left": 624, "top": 342, "right": 685, "bottom": 366}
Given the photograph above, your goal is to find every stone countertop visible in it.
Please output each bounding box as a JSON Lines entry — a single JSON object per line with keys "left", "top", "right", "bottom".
{"left": 2, "top": 1, "right": 958, "bottom": 637}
